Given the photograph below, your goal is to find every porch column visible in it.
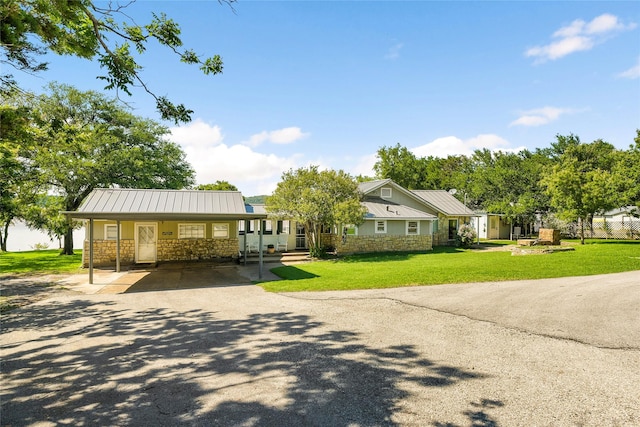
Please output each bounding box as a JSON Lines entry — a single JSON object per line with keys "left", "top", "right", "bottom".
{"left": 116, "top": 220, "right": 121, "bottom": 273}
{"left": 258, "top": 219, "right": 263, "bottom": 279}
{"left": 89, "top": 218, "right": 94, "bottom": 284}
{"left": 243, "top": 220, "right": 248, "bottom": 265}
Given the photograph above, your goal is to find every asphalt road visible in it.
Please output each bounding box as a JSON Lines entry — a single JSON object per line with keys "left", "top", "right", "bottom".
{"left": 1, "top": 269, "right": 639, "bottom": 426}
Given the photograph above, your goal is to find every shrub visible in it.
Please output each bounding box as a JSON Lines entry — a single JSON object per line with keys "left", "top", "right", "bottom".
{"left": 456, "top": 223, "right": 477, "bottom": 248}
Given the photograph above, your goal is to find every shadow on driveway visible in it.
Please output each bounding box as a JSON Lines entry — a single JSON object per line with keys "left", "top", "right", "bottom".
{"left": 1, "top": 298, "right": 492, "bottom": 426}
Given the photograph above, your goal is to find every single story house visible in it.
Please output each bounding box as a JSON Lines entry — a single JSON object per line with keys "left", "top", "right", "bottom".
{"left": 65, "top": 188, "right": 267, "bottom": 283}
{"left": 67, "top": 181, "right": 482, "bottom": 282}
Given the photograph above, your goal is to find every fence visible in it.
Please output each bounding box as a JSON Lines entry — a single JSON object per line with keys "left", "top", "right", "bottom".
{"left": 559, "top": 219, "right": 640, "bottom": 240}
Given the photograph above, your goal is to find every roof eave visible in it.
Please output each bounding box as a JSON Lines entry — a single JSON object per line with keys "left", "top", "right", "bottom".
{"left": 62, "top": 212, "right": 268, "bottom": 221}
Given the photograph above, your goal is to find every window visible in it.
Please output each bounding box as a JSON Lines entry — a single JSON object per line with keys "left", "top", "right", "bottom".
{"left": 239, "top": 220, "right": 255, "bottom": 235}
{"left": 179, "top": 224, "right": 205, "bottom": 239}
{"left": 407, "top": 221, "right": 419, "bottom": 235}
{"left": 343, "top": 225, "right": 357, "bottom": 236}
{"left": 263, "top": 220, "right": 273, "bottom": 235}
{"left": 105, "top": 224, "right": 118, "bottom": 240}
{"left": 380, "top": 187, "right": 392, "bottom": 199}
{"left": 277, "top": 220, "right": 290, "bottom": 234}
{"left": 213, "top": 223, "right": 229, "bottom": 238}
{"left": 375, "top": 220, "right": 387, "bottom": 233}
{"left": 321, "top": 224, "right": 333, "bottom": 234}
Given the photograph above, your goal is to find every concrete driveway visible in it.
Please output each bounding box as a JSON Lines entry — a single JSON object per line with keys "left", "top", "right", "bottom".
{"left": 1, "top": 269, "right": 638, "bottom": 426}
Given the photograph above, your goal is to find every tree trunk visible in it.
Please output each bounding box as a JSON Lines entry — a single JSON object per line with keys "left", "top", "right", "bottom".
{"left": 579, "top": 217, "right": 585, "bottom": 245}
{"left": 1, "top": 220, "right": 9, "bottom": 252}
{"left": 62, "top": 220, "right": 74, "bottom": 255}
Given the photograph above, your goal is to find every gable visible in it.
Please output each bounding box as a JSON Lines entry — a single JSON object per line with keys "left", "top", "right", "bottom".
{"left": 358, "top": 179, "right": 438, "bottom": 215}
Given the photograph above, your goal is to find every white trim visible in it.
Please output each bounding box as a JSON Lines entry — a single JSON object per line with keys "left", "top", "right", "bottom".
{"left": 375, "top": 220, "right": 387, "bottom": 234}
{"left": 212, "top": 223, "right": 229, "bottom": 238}
{"left": 380, "top": 187, "right": 392, "bottom": 199}
{"left": 135, "top": 222, "right": 157, "bottom": 263}
{"left": 406, "top": 220, "right": 420, "bottom": 235}
{"left": 104, "top": 224, "right": 120, "bottom": 240}
{"left": 178, "top": 223, "right": 206, "bottom": 239}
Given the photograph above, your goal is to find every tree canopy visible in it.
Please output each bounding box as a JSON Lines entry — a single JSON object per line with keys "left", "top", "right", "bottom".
{"left": 541, "top": 136, "right": 623, "bottom": 244}
{"left": 2, "top": 83, "right": 194, "bottom": 253}
{"left": 267, "top": 166, "right": 366, "bottom": 257}
{"left": 1, "top": 0, "right": 233, "bottom": 123}
{"left": 195, "top": 181, "right": 239, "bottom": 191}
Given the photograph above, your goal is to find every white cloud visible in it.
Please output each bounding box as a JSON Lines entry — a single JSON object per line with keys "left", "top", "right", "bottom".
{"left": 617, "top": 58, "right": 640, "bottom": 79}
{"left": 526, "top": 14, "right": 636, "bottom": 63}
{"left": 510, "top": 106, "right": 575, "bottom": 127}
{"left": 411, "top": 134, "right": 522, "bottom": 158}
{"left": 169, "top": 120, "right": 302, "bottom": 195}
{"left": 384, "top": 42, "right": 404, "bottom": 60}
{"left": 169, "top": 118, "right": 224, "bottom": 147}
{"left": 245, "top": 126, "right": 309, "bottom": 147}
{"left": 351, "top": 153, "right": 378, "bottom": 177}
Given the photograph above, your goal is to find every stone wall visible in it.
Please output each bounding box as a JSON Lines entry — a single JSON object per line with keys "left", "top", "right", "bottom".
{"left": 156, "top": 238, "right": 239, "bottom": 261}
{"left": 335, "top": 234, "right": 432, "bottom": 255}
{"left": 82, "top": 238, "right": 239, "bottom": 267}
{"left": 83, "top": 239, "right": 135, "bottom": 267}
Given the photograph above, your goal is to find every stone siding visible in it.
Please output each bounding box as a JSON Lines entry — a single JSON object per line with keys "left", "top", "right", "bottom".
{"left": 156, "top": 238, "right": 239, "bottom": 261}
{"left": 83, "top": 238, "right": 239, "bottom": 267}
{"left": 83, "top": 239, "right": 135, "bottom": 267}
{"left": 335, "top": 234, "right": 432, "bottom": 255}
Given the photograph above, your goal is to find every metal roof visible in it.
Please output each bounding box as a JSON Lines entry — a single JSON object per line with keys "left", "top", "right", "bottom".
{"left": 245, "top": 203, "right": 266, "bottom": 214}
{"left": 362, "top": 197, "right": 436, "bottom": 220}
{"left": 358, "top": 179, "right": 392, "bottom": 194}
{"left": 65, "top": 188, "right": 267, "bottom": 220}
{"left": 411, "top": 190, "right": 477, "bottom": 216}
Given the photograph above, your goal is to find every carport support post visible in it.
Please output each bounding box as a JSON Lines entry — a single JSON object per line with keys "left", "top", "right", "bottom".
{"left": 258, "top": 219, "right": 263, "bottom": 279}
{"left": 89, "top": 218, "right": 94, "bottom": 284}
{"left": 243, "top": 220, "right": 248, "bottom": 265}
{"left": 116, "top": 220, "right": 121, "bottom": 273}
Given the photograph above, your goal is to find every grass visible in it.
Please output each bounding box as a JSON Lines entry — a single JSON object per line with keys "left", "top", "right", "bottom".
{"left": 0, "top": 250, "right": 84, "bottom": 276}
{"left": 262, "top": 241, "right": 640, "bottom": 292}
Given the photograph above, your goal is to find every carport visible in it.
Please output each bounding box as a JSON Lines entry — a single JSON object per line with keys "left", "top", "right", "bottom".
{"left": 63, "top": 189, "right": 268, "bottom": 284}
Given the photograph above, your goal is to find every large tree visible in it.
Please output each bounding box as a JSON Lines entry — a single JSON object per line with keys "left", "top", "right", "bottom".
{"left": 373, "top": 144, "right": 425, "bottom": 190}
{"left": 469, "top": 149, "right": 550, "bottom": 232}
{"left": 541, "top": 135, "right": 620, "bottom": 244}
{"left": 25, "top": 83, "right": 195, "bottom": 254}
{"left": 1, "top": 0, "right": 233, "bottom": 123}
{"left": 266, "top": 166, "right": 366, "bottom": 257}
{"left": 0, "top": 101, "right": 42, "bottom": 251}
{"left": 613, "top": 129, "right": 640, "bottom": 208}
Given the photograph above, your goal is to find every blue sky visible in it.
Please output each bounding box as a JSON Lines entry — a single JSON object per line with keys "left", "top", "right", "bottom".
{"left": 16, "top": 1, "right": 640, "bottom": 196}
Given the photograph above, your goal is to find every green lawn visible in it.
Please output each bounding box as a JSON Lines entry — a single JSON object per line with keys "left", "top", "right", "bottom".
{"left": 262, "top": 241, "right": 640, "bottom": 292}
{"left": 0, "top": 250, "right": 83, "bottom": 275}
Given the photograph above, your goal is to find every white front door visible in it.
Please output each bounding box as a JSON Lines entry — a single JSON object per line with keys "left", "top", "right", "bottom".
{"left": 135, "top": 223, "right": 157, "bottom": 263}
